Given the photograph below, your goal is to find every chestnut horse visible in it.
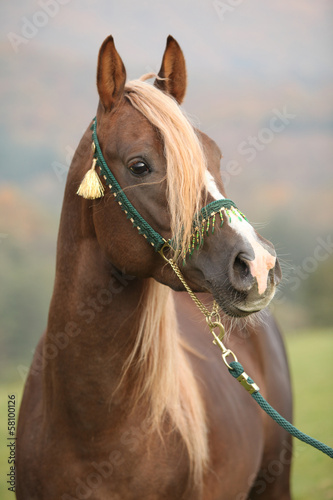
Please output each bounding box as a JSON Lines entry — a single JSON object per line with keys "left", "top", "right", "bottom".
{"left": 16, "top": 36, "right": 292, "bottom": 499}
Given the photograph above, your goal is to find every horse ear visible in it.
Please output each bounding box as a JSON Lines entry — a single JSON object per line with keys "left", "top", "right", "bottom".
{"left": 97, "top": 35, "right": 126, "bottom": 112}
{"left": 154, "top": 35, "right": 187, "bottom": 105}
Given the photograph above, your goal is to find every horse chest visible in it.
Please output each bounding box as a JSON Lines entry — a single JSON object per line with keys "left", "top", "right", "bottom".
{"left": 34, "top": 425, "right": 194, "bottom": 499}
{"left": 36, "top": 404, "right": 263, "bottom": 500}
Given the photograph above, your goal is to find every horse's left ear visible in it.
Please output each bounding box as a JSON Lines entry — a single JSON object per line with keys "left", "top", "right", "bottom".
{"left": 154, "top": 35, "right": 187, "bottom": 105}
{"left": 97, "top": 35, "right": 126, "bottom": 112}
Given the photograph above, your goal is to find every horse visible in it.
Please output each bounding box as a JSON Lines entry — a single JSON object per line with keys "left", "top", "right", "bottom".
{"left": 16, "top": 35, "right": 292, "bottom": 500}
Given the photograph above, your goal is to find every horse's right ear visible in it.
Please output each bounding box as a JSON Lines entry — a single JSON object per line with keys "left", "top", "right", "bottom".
{"left": 97, "top": 36, "right": 126, "bottom": 112}
{"left": 154, "top": 36, "right": 187, "bottom": 104}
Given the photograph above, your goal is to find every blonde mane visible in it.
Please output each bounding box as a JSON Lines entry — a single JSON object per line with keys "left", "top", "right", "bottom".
{"left": 120, "top": 77, "right": 209, "bottom": 489}
{"left": 125, "top": 75, "right": 208, "bottom": 257}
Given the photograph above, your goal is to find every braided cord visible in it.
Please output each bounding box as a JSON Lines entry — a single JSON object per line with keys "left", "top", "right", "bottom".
{"left": 162, "top": 250, "right": 333, "bottom": 459}
{"left": 91, "top": 118, "right": 166, "bottom": 250}
{"left": 92, "top": 117, "right": 332, "bottom": 459}
{"left": 160, "top": 243, "right": 333, "bottom": 459}
{"left": 229, "top": 361, "right": 333, "bottom": 459}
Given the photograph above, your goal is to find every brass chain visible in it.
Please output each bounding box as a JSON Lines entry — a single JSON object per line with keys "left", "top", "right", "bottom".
{"left": 159, "top": 243, "right": 238, "bottom": 369}
{"left": 164, "top": 256, "right": 215, "bottom": 319}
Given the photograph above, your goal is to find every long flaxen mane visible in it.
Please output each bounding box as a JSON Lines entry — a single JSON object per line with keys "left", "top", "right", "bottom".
{"left": 119, "top": 76, "right": 209, "bottom": 488}
{"left": 125, "top": 74, "right": 208, "bottom": 256}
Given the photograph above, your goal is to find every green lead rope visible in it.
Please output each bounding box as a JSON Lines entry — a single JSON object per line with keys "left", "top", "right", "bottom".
{"left": 89, "top": 118, "right": 332, "bottom": 459}
{"left": 91, "top": 118, "right": 332, "bottom": 459}
{"left": 229, "top": 361, "right": 333, "bottom": 459}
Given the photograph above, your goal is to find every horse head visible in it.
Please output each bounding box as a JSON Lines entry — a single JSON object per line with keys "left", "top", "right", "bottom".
{"left": 81, "top": 35, "right": 281, "bottom": 318}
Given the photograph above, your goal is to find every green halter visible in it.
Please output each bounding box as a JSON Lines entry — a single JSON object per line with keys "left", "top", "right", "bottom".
{"left": 87, "top": 117, "right": 247, "bottom": 254}
{"left": 79, "top": 119, "right": 333, "bottom": 461}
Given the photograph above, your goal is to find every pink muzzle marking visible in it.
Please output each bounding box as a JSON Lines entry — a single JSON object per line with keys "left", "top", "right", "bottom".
{"left": 246, "top": 245, "right": 276, "bottom": 295}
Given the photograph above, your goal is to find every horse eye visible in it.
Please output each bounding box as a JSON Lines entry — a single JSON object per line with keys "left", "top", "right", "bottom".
{"left": 129, "top": 161, "right": 150, "bottom": 176}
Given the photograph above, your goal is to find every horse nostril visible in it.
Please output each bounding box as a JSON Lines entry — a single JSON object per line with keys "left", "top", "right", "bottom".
{"left": 230, "top": 252, "right": 254, "bottom": 291}
{"left": 233, "top": 254, "right": 251, "bottom": 280}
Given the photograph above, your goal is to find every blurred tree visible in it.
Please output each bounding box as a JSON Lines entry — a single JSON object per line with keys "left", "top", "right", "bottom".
{"left": 0, "top": 188, "right": 56, "bottom": 379}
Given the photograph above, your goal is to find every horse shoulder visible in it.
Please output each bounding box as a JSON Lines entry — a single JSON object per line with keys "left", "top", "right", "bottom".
{"left": 16, "top": 334, "right": 45, "bottom": 498}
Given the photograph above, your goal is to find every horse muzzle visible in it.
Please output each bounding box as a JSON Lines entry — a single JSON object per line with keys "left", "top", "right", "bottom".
{"left": 183, "top": 227, "right": 282, "bottom": 318}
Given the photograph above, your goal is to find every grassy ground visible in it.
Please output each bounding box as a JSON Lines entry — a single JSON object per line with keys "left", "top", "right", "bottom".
{"left": 285, "top": 329, "right": 333, "bottom": 500}
{"left": 0, "top": 330, "right": 332, "bottom": 499}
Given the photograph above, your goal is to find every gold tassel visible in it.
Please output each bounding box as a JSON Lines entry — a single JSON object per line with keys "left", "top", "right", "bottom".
{"left": 76, "top": 158, "right": 105, "bottom": 199}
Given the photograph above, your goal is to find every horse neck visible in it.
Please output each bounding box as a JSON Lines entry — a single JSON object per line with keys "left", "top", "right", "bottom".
{"left": 45, "top": 214, "right": 143, "bottom": 415}
{"left": 42, "top": 131, "right": 208, "bottom": 485}
{"left": 44, "top": 161, "right": 185, "bottom": 427}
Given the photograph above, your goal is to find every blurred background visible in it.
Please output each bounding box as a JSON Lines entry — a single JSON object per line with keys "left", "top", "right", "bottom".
{"left": 0, "top": 1, "right": 332, "bottom": 498}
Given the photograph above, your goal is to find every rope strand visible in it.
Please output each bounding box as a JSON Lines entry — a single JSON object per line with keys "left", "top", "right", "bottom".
{"left": 229, "top": 361, "right": 333, "bottom": 459}
{"left": 159, "top": 244, "right": 333, "bottom": 460}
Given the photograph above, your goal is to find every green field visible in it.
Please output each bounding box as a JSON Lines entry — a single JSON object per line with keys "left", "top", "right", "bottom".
{"left": 286, "top": 330, "right": 333, "bottom": 500}
{"left": 0, "top": 330, "right": 332, "bottom": 499}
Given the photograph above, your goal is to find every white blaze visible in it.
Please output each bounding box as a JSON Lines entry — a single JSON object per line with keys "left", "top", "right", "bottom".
{"left": 205, "top": 170, "right": 276, "bottom": 295}
{"left": 206, "top": 171, "right": 225, "bottom": 200}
